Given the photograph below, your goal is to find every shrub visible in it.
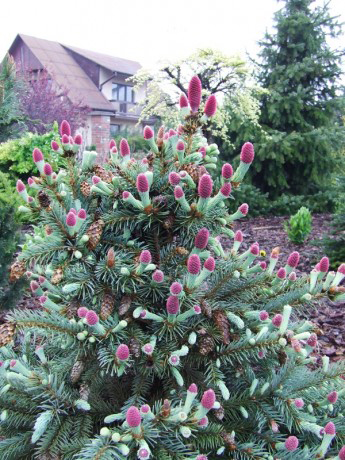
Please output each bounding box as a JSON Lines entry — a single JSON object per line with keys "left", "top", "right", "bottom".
{"left": 284, "top": 206, "right": 312, "bottom": 244}
{"left": 0, "top": 122, "right": 61, "bottom": 181}
{"left": 0, "top": 172, "right": 27, "bottom": 309}
{"left": 2, "top": 78, "right": 345, "bottom": 459}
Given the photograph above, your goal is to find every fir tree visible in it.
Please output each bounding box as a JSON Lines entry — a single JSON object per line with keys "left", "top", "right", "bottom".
{"left": 1, "top": 77, "right": 345, "bottom": 460}
{"left": 252, "top": 0, "right": 345, "bottom": 196}
{"left": 322, "top": 174, "right": 345, "bottom": 268}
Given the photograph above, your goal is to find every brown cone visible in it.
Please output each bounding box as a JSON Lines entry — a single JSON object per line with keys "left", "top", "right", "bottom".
{"left": 118, "top": 296, "right": 132, "bottom": 316}
{"left": 51, "top": 267, "right": 64, "bottom": 285}
{"left": 198, "top": 335, "right": 214, "bottom": 355}
{"left": 100, "top": 292, "right": 115, "bottom": 320}
{"left": 9, "top": 259, "right": 26, "bottom": 282}
{"left": 79, "top": 383, "right": 90, "bottom": 401}
{"left": 86, "top": 219, "right": 105, "bottom": 250}
{"left": 70, "top": 360, "right": 85, "bottom": 384}
{"left": 0, "top": 322, "right": 16, "bottom": 347}
{"left": 213, "top": 310, "right": 230, "bottom": 345}
{"left": 93, "top": 165, "right": 113, "bottom": 183}
{"left": 182, "top": 163, "right": 207, "bottom": 182}
{"left": 128, "top": 337, "right": 141, "bottom": 358}
{"left": 37, "top": 190, "right": 51, "bottom": 208}
{"left": 80, "top": 181, "right": 91, "bottom": 197}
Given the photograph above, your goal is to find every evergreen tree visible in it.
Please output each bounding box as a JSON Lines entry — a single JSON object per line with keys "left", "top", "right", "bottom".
{"left": 251, "top": 0, "right": 345, "bottom": 196}
{"left": 0, "top": 172, "right": 27, "bottom": 310}
{"left": 0, "top": 54, "right": 24, "bottom": 142}
{"left": 1, "top": 77, "right": 345, "bottom": 459}
{"left": 322, "top": 173, "right": 345, "bottom": 268}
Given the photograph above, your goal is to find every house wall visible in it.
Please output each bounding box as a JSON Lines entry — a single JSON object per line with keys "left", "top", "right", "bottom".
{"left": 91, "top": 114, "right": 111, "bottom": 159}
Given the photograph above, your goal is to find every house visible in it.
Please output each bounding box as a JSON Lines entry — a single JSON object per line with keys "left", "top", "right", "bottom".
{"left": 7, "top": 33, "right": 153, "bottom": 153}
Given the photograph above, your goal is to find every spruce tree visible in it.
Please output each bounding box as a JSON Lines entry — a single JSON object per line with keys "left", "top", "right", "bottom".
{"left": 252, "top": 0, "right": 345, "bottom": 196}
{"left": 1, "top": 76, "right": 345, "bottom": 460}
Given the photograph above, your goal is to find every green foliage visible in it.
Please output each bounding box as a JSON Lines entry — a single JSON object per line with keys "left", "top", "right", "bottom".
{"left": 0, "top": 172, "right": 27, "bottom": 309}
{"left": 284, "top": 206, "right": 312, "bottom": 244}
{"left": 0, "top": 122, "right": 60, "bottom": 181}
{"left": 223, "top": 0, "right": 345, "bottom": 198}
{"left": 1, "top": 82, "right": 345, "bottom": 459}
{"left": 232, "top": 183, "right": 336, "bottom": 216}
{"left": 0, "top": 54, "right": 24, "bottom": 142}
{"left": 322, "top": 174, "right": 345, "bottom": 267}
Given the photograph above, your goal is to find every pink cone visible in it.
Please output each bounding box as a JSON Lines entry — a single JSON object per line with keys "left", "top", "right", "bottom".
{"left": 272, "top": 314, "right": 283, "bottom": 327}
{"left": 16, "top": 180, "right": 26, "bottom": 193}
{"left": 85, "top": 310, "right": 99, "bottom": 325}
{"left": 187, "top": 254, "right": 201, "bottom": 275}
{"left": 66, "top": 212, "right": 77, "bottom": 227}
{"left": 240, "top": 142, "right": 255, "bottom": 164}
{"left": 140, "top": 250, "right": 152, "bottom": 264}
{"left": 143, "top": 126, "right": 154, "bottom": 140}
{"left": 60, "top": 120, "right": 71, "bottom": 137}
{"left": 179, "top": 94, "right": 189, "bottom": 108}
{"left": 74, "top": 134, "right": 82, "bottom": 145}
{"left": 166, "top": 295, "right": 179, "bottom": 314}
{"left": 222, "top": 163, "right": 233, "bottom": 179}
{"left": 33, "top": 148, "right": 44, "bottom": 163}
{"left": 152, "top": 270, "right": 164, "bottom": 283}
{"left": 174, "top": 186, "right": 184, "bottom": 199}
{"left": 287, "top": 251, "right": 300, "bottom": 268}
{"left": 169, "top": 172, "right": 181, "bottom": 186}
{"left": 234, "top": 230, "right": 243, "bottom": 242}
{"left": 324, "top": 421, "right": 336, "bottom": 435}
{"left": 176, "top": 140, "right": 185, "bottom": 151}
{"left": 136, "top": 173, "right": 149, "bottom": 193}
{"left": 78, "top": 209, "right": 87, "bottom": 219}
{"left": 204, "top": 257, "right": 215, "bottom": 272}
{"left": 120, "top": 139, "right": 130, "bottom": 157}
{"left": 204, "top": 94, "right": 217, "bottom": 117}
{"left": 285, "top": 436, "right": 299, "bottom": 451}
{"left": 259, "top": 311, "right": 269, "bottom": 321}
{"left": 126, "top": 406, "right": 141, "bottom": 427}
{"left": 195, "top": 228, "right": 209, "bottom": 249}
{"left": 319, "top": 257, "right": 329, "bottom": 273}
{"left": 116, "top": 344, "right": 130, "bottom": 361}
{"left": 43, "top": 163, "right": 53, "bottom": 176}
{"left": 189, "top": 383, "right": 198, "bottom": 393}
{"left": 277, "top": 268, "right": 286, "bottom": 279}
{"left": 51, "top": 140, "right": 60, "bottom": 151}
{"left": 170, "top": 282, "right": 183, "bottom": 296}
{"left": 201, "top": 389, "right": 216, "bottom": 409}
{"left": 239, "top": 203, "right": 249, "bottom": 215}
{"left": 77, "top": 307, "right": 88, "bottom": 318}
{"left": 220, "top": 182, "right": 231, "bottom": 197}
{"left": 198, "top": 174, "right": 213, "bottom": 198}
{"left": 188, "top": 76, "right": 202, "bottom": 112}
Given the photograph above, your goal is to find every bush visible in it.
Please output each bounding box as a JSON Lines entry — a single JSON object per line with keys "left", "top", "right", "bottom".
{"left": 0, "top": 172, "right": 27, "bottom": 309}
{"left": 0, "top": 122, "right": 61, "bottom": 181}
{"left": 284, "top": 206, "right": 312, "bottom": 244}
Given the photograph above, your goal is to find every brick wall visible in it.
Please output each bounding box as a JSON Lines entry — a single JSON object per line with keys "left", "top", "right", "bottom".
{"left": 91, "top": 115, "right": 110, "bottom": 160}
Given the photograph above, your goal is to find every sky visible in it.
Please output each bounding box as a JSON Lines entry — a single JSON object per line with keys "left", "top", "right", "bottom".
{"left": 1, "top": 0, "right": 345, "bottom": 71}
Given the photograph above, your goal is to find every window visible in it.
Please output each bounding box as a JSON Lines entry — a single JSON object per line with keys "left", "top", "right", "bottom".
{"left": 112, "top": 83, "right": 135, "bottom": 103}
{"left": 110, "top": 124, "right": 120, "bottom": 137}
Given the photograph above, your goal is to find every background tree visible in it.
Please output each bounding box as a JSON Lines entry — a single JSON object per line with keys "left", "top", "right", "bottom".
{"left": 18, "top": 69, "right": 90, "bottom": 135}
{"left": 132, "top": 49, "right": 260, "bottom": 141}
{"left": 0, "top": 54, "right": 24, "bottom": 142}
{"left": 250, "top": 0, "right": 345, "bottom": 197}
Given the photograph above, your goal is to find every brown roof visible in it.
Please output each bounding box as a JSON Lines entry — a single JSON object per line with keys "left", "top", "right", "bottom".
{"left": 10, "top": 34, "right": 140, "bottom": 111}
{"left": 63, "top": 45, "right": 141, "bottom": 76}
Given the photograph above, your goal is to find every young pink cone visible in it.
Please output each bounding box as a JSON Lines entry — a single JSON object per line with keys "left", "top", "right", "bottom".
{"left": 169, "top": 172, "right": 181, "bottom": 186}
{"left": 66, "top": 212, "right": 77, "bottom": 228}
{"left": 61, "top": 134, "right": 70, "bottom": 144}
{"left": 198, "top": 174, "right": 213, "bottom": 198}
{"left": 195, "top": 227, "right": 209, "bottom": 250}
{"left": 174, "top": 186, "right": 184, "bottom": 199}
{"left": 272, "top": 314, "right": 283, "bottom": 327}
{"left": 294, "top": 398, "right": 304, "bottom": 408}
{"left": 166, "top": 295, "right": 179, "bottom": 314}
{"left": 170, "top": 282, "right": 183, "bottom": 296}
{"left": 179, "top": 93, "right": 189, "bottom": 108}
{"left": 231, "top": 142, "right": 255, "bottom": 182}
{"left": 287, "top": 251, "right": 300, "bottom": 268}
{"left": 32, "top": 148, "right": 45, "bottom": 174}
{"left": 74, "top": 134, "right": 82, "bottom": 145}
{"left": 259, "top": 311, "right": 269, "bottom": 321}
{"left": 204, "top": 257, "right": 215, "bottom": 272}
{"left": 220, "top": 182, "right": 231, "bottom": 197}
{"left": 43, "top": 163, "right": 53, "bottom": 176}
{"left": 201, "top": 389, "right": 216, "bottom": 409}
{"left": 152, "top": 270, "right": 164, "bottom": 283}
{"left": 324, "top": 422, "right": 336, "bottom": 435}
{"left": 126, "top": 406, "right": 141, "bottom": 427}
{"left": 338, "top": 446, "right": 345, "bottom": 460}
{"left": 116, "top": 344, "right": 130, "bottom": 361}
{"left": 187, "top": 254, "right": 201, "bottom": 275}
{"left": 120, "top": 139, "right": 130, "bottom": 158}
{"left": 319, "top": 257, "right": 329, "bottom": 273}
{"left": 136, "top": 174, "right": 149, "bottom": 193}
{"left": 85, "top": 310, "right": 99, "bottom": 325}
{"left": 188, "top": 76, "right": 202, "bottom": 112}
{"left": 222, "top": 163, "right": 233, "bottom": 180}
{"left": 109, "top": 139, "right": 116, "bottom": 150}
{"left": 60, "top": 120, "right": 71, "bottom": 137}
{"left": 285, "top": 436, "right": 299, "bottom": 452}
{"left": 277, "top": 268, "right": 286, "bottom": 279}
{"left": 168, "top": 129, "right": 177, "bottom": 137}
{"left": 140, "top": 250, "right": 152, "bottom": 265}
{"left": 327, "top": 391, "right": 338, "bottom": 404}
{"left": 204, "top": 94, "right": 217, "bottom": 117}
{"left": 51, "top": 140, "right": 60, "bottom": 151}
{"left": 143, "top": 126, "right": 154, "bottom": 139}
{"left": 77, "top": 307, "right": 88, "bottom": 318}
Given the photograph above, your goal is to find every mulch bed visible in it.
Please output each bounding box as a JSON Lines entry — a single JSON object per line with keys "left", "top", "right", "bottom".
{"left": 3, "top": 213, "right": 344, "bottom": 361}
